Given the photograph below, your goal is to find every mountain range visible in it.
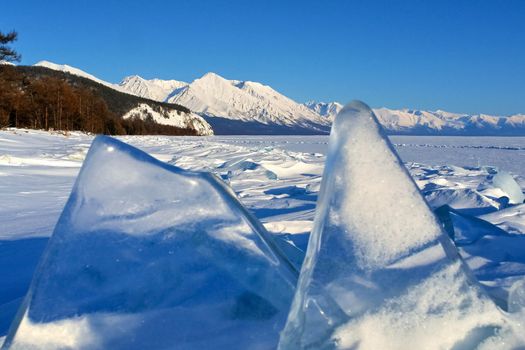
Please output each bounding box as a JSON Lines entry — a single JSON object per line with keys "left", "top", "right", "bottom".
{"left": 34, "top": 61, "right": 525, "bottom": 136}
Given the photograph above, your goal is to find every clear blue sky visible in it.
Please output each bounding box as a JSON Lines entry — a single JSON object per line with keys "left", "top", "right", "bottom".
{"left": 2, "top": 0, "right": 524, "bottom": 115}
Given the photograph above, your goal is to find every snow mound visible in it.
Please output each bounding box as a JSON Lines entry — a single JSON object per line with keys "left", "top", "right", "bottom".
{"left": 278, "top": 101, "right": 525, "bottom": 350}
{"left": 481, "top": 203, "right": 525, "bottom": 235}
{"left": 4, "top": 136, "right": 298, "bottom": 349}
{"left": 424, "top": 187, "right": 500, "bottom": 213}
{"left": 122, "top": 103, "right": 213, "bottom": 136}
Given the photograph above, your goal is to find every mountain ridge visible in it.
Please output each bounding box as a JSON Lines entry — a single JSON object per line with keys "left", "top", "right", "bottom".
{"left": 32, "top": 61, "right": 525, "bottom": 136}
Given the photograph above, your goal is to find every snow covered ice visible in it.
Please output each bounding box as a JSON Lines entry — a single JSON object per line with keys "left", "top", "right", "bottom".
{"left": 3, "top": 136, "right": 298, "bottom": 350}
{"left": 1, "top": 127, "right": 525, "bottom": 348}
{"left": 278, "top": 101, "right": 525, "bottom": 350}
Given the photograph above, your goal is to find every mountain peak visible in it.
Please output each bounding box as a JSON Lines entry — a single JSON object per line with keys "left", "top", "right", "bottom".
{"left": 120, "top": 75, "right": 145, "bottom": 84}
{"left": 304, "top": 101, "right": 343, "bottom": 119}
{"left": 198, "top": 72, "right": 228, "bottom": 82}
{"left": 187, "top": 72, "right": 233, "bottom": 93}
{"left": 35, "top": 60, "right": 73, "bottom": 71}
{"left": 116, "top": 72, "right": 187, "bottom": 102}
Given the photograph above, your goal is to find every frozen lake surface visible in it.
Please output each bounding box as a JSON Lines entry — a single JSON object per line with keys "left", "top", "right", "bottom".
{"left": 214, "top": 135, "right": 525, "bottom": 174}
{"left": 1, "top": 129, "right": 525, "bottom": 342}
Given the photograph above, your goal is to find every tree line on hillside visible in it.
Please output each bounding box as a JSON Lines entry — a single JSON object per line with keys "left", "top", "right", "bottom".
{"left": 0, "top": 30, "right": 198, "bottom": 136}
{"left": 0, "top": 66, "right": 198, "bottom": 135}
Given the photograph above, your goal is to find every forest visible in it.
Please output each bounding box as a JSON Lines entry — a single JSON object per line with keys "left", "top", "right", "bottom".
{"left": 0, "top": 65, "right": 200, "bottom": 136}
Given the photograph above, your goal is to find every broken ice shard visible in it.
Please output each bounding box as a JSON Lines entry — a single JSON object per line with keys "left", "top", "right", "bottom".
{"left": 492, "top": 170, "right": 525, "bottom": 204}
{"left": 278, "top": 101, "right": 525, "bottom": 350}
{"left": 4, "top": 136, "right": 298, "bottom": 350}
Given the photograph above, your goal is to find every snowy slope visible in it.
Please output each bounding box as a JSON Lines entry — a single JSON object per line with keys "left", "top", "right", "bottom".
{"left": 167, "top": 73, "right": 330, "bottom": 130}
{"left": 119, "top": 75, "right": 187, "bottom": 101}
{"left": 123, "top": 103, "right": 213, "bottom": 135}
{"left": 34, "top": 60, "right": 126, "bottom": 92}
{"left": 304, "top": 101, "right": 343, "bottom": 120}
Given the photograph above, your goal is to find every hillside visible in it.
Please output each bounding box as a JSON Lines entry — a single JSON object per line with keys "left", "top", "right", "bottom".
{"left": 0, "top": 64, "right": 212, "bottom": 136}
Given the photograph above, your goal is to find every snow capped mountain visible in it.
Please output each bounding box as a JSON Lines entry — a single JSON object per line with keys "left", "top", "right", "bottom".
{"left": 119, "top": 75, "right": 187, "bottom": 101}
{"left": 372, "top": 107, "right": 525, "bottom": 135}
{"left": 34, "top": 61, "right": 328, "bottom": 134}
{"left": 167, "top": 72, "right": 329, "bottom": 130}
{"left": 33, "top": 60, "right": 525, "bottom": 135}
{"left": 304, "top": 101, "right": 343, "bottom": 120}
{"left": 300, "top": 103, "right": 525, "bottom": 135}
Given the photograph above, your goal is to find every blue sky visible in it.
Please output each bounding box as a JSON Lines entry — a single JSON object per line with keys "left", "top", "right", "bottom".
{"left": 2, "top": 0, "right": 524, "bottom": 115}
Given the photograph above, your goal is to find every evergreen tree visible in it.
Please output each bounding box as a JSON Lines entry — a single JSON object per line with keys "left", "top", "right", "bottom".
{"left": 0, "top": 31, "right": 21, "bottom": 62}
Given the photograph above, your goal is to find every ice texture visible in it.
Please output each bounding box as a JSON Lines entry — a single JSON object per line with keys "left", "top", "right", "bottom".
{"left": 434, "top": 205, "right": 525, "bottom": 306}
{"left": 508, "top": 279, "right": 525, "bottom": 314}
{"left": 492, "top": 170, "right": 525, "bottom": 204}
{"left": 278, "top": 101, "right": 525, "bottom": 350}
{"left": 3, "top": 136, "right": 298, "bottom": 350}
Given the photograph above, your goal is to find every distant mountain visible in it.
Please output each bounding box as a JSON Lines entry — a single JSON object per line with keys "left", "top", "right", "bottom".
{"left": 36, "top": 62, "right": 328, "bottom": 134}
{"left": 372, "top": 108, "right": 525, "bottom": 136}
{"left": 304, "top": 101, "right": 343, "bottom": 120}
{"left": 302, "top": 102, "right": 525, "bottom": 136}
{"left": 166, "top": 72, "right": 330, "bottom": 134}
{"left": 119, "top": 75, "right": 187, "bottom": 102}
{"left": 117, "top": 71, "right": 330, "bottom": 134}
{"left": 34, "top": 61, "right": 525, "bottom": 136}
